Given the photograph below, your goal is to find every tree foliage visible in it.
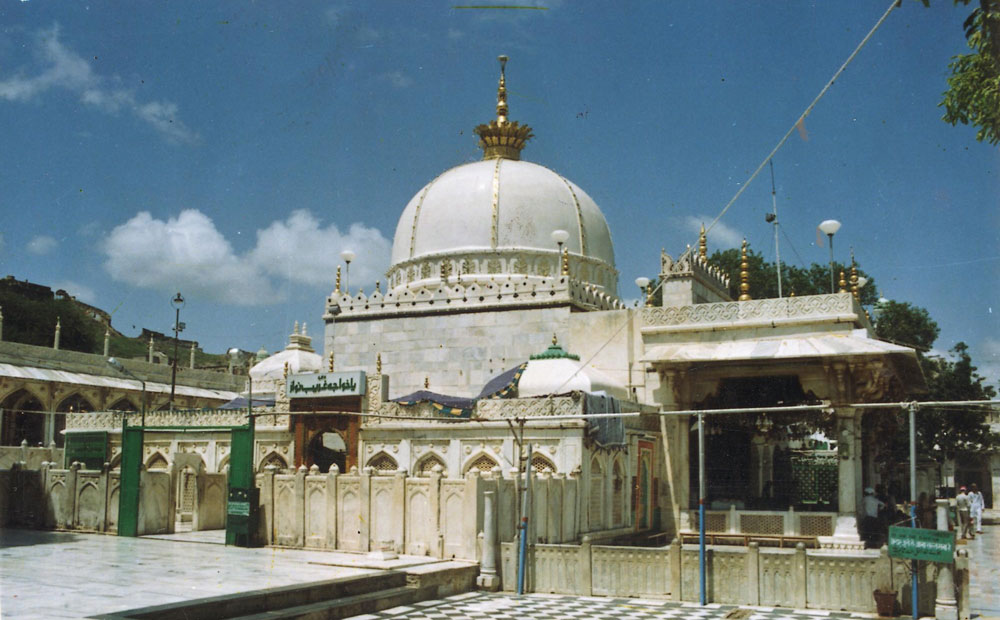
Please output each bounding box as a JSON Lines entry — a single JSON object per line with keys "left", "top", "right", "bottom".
{"left": 873, "top": 300, "right": 940, "bottom": 352}
{"left": 934, "top": 0, "right": 1000, "bottom": 144}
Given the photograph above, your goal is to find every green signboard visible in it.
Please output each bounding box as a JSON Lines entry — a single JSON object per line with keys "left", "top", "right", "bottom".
{"left": 286, "top": 371, "right": 366, "bottom": 398}
{"left": 227, "top": 501, "right": 250, "bottom": 517}
{"left": 888, "top": 526, "right": 955, "bottom": 563}
{"left": 64, "top": 431, "right": 108, "bottom": 470}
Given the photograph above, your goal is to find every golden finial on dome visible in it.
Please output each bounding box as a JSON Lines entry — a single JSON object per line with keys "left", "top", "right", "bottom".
{"left": 424, "top": 376, "right": 430, "bottom": 389}
{"left": 561, "top": 246, "right": 569, "bottom": 276}
{"left": 328, "top": 352, "right": 335, "bottom": 372}
{"left": 738, "top": 238, "right": 752, "bottom": 301}
{"left": 335, "top": 265, "right": 341, "bottom": 294}
{"left": 375, "top": 280, "right": 381, "bottom": 294}
{"left": 838, "top": 270, "right": 847, "bottom": 293}
{"left": 698, "top": 224, "right": 707, "bottom": 260}
{"left": 376, "top": 352, "right": 382, "bottom": 374}
{"left": 645, "top": 283, "right": 654, "bottom": 307}
{"left": 474, "top": 55, "right": 534, "bottom": 161}
{"left": 552, "top": 333, "right": 558, "bottom": 346}
{"left": 283, "top": 361, "right": 289, "bottom": 378}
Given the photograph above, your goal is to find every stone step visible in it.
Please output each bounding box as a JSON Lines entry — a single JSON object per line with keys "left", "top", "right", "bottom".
{"left": 232, "top": 583, "right": 440, "bottom": 620}
{"left": 92, "top": 571, "right": 409, "bottom": 619}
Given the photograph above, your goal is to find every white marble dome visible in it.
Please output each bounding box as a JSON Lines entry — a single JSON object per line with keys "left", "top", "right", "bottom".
{"left": 386, "top": 158, "right": 617, "bottom": 294}
{"left": 517, "top": 342, "right": 629, "bottom": 400}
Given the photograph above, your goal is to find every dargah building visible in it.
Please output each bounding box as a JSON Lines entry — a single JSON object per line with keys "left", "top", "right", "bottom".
{"left": 51, "top": 58, "right": 939, "bottom": 603}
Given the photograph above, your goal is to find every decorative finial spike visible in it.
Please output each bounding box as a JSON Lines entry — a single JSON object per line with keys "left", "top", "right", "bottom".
{"left": 376, "top": 352, "right": 382, "bottom": 374}
{"left": 561, "top": 247, "right": 569, "bottom": 276}
{"left": 645, "top": 283, "right": 654, "bottom": 307}
{"left": 474, "top": 55, "right": 533, "bottom": 160}
{"left": 328, "top": 352, "right": 335, "bottom": 372}
{"left": 738, "top": 238, "right": 752, "bottom": 301}
{"left": 496, "top": 55, "right": 508, "bottom": 125}
{"left": 375, "top": 280, "right": 381, "bottom": 293}
{"left": 335, "top": 265, "right": 342, "bottom": 294}
{"left": 293, "top": 321, "right": 299, "bottom": 335}
{"left": 552, "top": 333, "right": 558, "bottom": 346}
{"left": 838, "top": 270, "right": 848, "bottom": 293}
{"left": 699, "top": 224, "right": 707, "bottom": 260}
{"left": 424, "top": 376, "right": 429, "bottom": 389}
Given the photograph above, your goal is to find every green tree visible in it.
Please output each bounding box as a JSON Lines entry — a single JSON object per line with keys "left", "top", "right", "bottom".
{"left": 932, "top": 0, "right": 1000, "bottom": 144}
{"left": 873, "top": 300, "right": 940, "bottom": 352}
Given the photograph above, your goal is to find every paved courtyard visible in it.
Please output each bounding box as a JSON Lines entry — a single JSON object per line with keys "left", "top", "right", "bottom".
{"left": 0, "top": 525, "right": 996, "bottom": 619}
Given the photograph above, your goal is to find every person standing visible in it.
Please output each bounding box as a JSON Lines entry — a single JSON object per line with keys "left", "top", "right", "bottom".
{"left": 969, "top": 483, "right": 985, "bottom": 535}
{"left": 955, "top": 486, "right": 973, "bottom": 539}
{"left": 862, "top": 487, "right": 886, "bottom": 546}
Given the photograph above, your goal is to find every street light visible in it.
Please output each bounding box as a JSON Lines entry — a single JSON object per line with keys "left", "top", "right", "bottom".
{"left": 169, "top": 292, "right": 185, "bottom": 409}
{"left": 818, "top": 219, "right": 841, "bottom": 294}
{"left": 107, "top": 357, "right": 146, "bottom": 427}
{"left": 340, "top": 249, "right": 356, "bottom": 293}
{"left": 550, "top": 229, "right": 569, "bottom": 254}
{"left": 635, "top": 276, "right": 651, "bottom": 307}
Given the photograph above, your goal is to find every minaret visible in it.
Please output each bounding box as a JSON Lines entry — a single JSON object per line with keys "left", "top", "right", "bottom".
{"left": 148, "top": 335, "right": 155, "bottom": 363}
{"left": 190, "top": 342, "right": 196, "bottom": 369}
{"left": 473, "top": 56, "right": 534, "bottom": 161}
{"left": 103, "top": 327, "right": 110, "bottom": 357}
{"left": 54, "top": 318, "right": 61, "bottom": 350}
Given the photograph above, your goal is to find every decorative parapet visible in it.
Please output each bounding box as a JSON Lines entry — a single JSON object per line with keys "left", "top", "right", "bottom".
{"left": 326, "top": 274, "right": 623, "bottom": 322}
{"left": 641, "top": 293, "right": 869, "bottom": 333}
{"left": 66, "top": 409, "right": 250, "bottom": 431}
{"left": 660, "top": 249, "right": 730, "bottom": 298}
{"left": 476, "top": 396, "right": 582, "bottom": 420}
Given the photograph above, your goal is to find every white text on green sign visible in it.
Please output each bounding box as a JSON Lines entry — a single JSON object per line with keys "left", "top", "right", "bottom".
{"left": 287, "top": 371, "right": 366, "bottom": 398}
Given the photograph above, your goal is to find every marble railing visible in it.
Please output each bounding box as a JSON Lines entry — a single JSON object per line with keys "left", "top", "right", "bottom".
{"left": 65, "top": 409, "right": 250, "bottom": 431}
{"left": 642, "top": 293, "right": 865, "bottom": 330}
{"left": 326, "top": 275, "right": 623, "bottom": 321}
{"left": 500, "top": 538, "right": 950, "bottom": 614}
{"left": 686, "top": 507, "right": 837, "bottom": 538}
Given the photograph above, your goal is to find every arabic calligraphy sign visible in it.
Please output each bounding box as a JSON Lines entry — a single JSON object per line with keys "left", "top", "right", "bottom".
{"left": 287, "top": 371, "right": 366, "bottom": 399}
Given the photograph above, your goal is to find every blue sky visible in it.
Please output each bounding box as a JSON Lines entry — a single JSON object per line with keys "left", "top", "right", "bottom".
{"left": 1, "top": 1, "right": 997, "bottom": 384}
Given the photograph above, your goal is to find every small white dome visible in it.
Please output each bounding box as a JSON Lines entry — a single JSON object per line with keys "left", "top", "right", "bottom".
{"left": 517, "top": 342, "right": 628, "bottom": 400}
{"left": 249, "top": 323, "right": 322, "bottom": 385}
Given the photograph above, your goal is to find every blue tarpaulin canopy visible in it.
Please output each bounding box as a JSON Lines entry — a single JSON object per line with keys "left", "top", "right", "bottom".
{"left": 219, "top": 396, "right": 276, "bottom": 410}
{"left": 391, "top": 363, "right": 527, "bottom": 418}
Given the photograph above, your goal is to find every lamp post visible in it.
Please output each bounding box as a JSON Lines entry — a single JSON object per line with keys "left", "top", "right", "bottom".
{"left": 340, "top": 250, "right": 356, "bottom": 293}
{"left": 169, "top": 292, "right": 185, "bottom": 409}
{"left": 818, "top": 219, "right": 841, "bottom": 293}
{"left": 634, "top": 277, "right": 650, "bottom": 307}
{"left": 107, "top": 357, "right": 146, "bottom": 427}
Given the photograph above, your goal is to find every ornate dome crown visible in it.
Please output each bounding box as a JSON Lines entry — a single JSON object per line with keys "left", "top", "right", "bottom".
{"left": 384, "top": 57, "right": 618, "bottom": 298}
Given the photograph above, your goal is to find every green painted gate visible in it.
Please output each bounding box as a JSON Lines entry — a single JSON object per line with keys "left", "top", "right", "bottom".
{"left": 118, "top": 425, "right": 143, "bottom": 537}
{"left": 117, "top": 414, "right": 257, "bottom": 546}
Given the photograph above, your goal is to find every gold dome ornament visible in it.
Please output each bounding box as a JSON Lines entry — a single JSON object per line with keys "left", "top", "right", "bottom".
{"left": 473, "top": 56, "right": 534, "bottom": 161}
{"left": 738, "top": 239, "right": 752, "bottom": 301}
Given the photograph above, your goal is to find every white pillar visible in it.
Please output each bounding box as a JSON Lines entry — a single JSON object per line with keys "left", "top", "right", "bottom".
{"left": 477, "top": 490, "right": 501, "bottom": 590}
{"left": 826, "top": 407, "right": 863, "bottom": 548}
{"left": 148, "top": 335, "right": 155, "bottom": 363}
{"left": 103, "top": 328, "right": 110, "bottom": 357}
{"left": 935, "top": 499, "right": 958, "bottom": 620}
{"left": 53, "top": 318, "right": 61, "bottom": 350}
{"left": 189, "top": 343, "right": 196, "bottom": 369}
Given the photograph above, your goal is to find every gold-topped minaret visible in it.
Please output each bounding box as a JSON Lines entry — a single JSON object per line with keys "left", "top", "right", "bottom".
{"left": 474, "top": 55, "right": 534, "bottom": 160}
{"left": 738, "top": 239, "right": 752, "bottom": 301}
{"left": 698, "top": 224, "right": 707, "bottom": 260}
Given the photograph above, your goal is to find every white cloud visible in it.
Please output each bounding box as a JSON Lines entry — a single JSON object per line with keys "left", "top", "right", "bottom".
{"left": 0, "top": 25, "right": 198, "bottom": 144}
{"left": 27, "top": 235, "right": 57, "bottom": 255}
{"left": 102, "top": 209, "right": 391, "bottom": 306}
{"left": 103, "top": 210, "right": 278, "bottom": 305}
{"left": 252, "top": 210, "right": 391, "bottom": 289}
{"left": 379, "top": 71, "right": 413, "bottom": 89}
{"left": 682, "top": 215, "right": 742, "bottom": 250}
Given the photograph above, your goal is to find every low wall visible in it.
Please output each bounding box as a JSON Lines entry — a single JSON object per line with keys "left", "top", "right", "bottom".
{"left": 1, "top": 461, "right": 175, "bottom": 535}
{"left": 0, "top": 444, "right": 64, "bottom": 470}
{"left": 195, "top": 472, "right": 227, "bottom": 531}
{"left": 500, "top": 539, "right": 957, "bottom": 615}
{"left": 688, "top": 507, "right": 837, "bottom": 538}
{"left": 256, "top": 465, "right": 599, "bottom": 561}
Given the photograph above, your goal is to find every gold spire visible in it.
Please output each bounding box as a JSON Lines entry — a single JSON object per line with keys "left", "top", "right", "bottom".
{"left": 645, "top": 283, "right": 654, "bottom": 307}
{"left": 474, "top": 55, "right": 533, "bottom": 160}
{"left": 335, "top": 265, "right": 341, "bottom": 295}
{"left": 738, "top": 239, "right": 752, "bottom": 301}
{"left": 850, "top": 254, "right": 859, "bottom": 301}
{"left": 424, "top": 376, "right": 430, "bottom": 389}
{"left": 552, "top": 333, "right": 558, "bottom": 346}
{"left": 328, "top": 352, "right": 335, "bottom": 372}
{"left": 838, "top": 270, "right": 848, "bottom": 293}
{"left": 283, "top": 361, "right": 289, "bottom": 378}
{"left": 561, "top": 246, "right": 569, "bottom": 276}
{"left": 376, "top": 352, "right": 382, "bottom": 374}
{"left": 698, "top": 224, "right": 707, "bottom": 260}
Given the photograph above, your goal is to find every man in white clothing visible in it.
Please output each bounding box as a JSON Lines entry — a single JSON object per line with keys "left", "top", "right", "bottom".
{"left": 969, "top": 483, "right": 985, "bottom": 534}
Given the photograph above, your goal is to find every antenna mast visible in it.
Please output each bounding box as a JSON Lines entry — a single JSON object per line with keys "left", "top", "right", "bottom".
{"left": 769, "top": 160, "right": 783, "bottom": 298}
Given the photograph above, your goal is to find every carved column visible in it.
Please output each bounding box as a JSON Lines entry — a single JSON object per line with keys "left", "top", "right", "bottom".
{"left": 477, "top": 490, "right": 501, "bottom": 590}
{"left": 826, "top": 406, "right": 863, "bottom": 547}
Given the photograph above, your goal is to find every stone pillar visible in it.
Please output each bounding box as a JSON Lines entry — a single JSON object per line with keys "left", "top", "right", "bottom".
{"left": 103, "top": 328, "right": 110, "bottom": 357}
{"left": 792, "top": 542, "right": 807, "bottom": 609}
{"left": 189, "top": 343, "right": 196, "bottom": 369}
{"left": 579, "top": 534, "right": 593, "bottom": 596}
{"left": 261, "top": 466, "right": 277, "bottom": 545}
{"left": 747, "top": 542, "right": 760, "bottom": 605}
{"left": 669, "top": 538, "right": 682, "bottom": 601}
{"left": 325, "top": 464, "right": 339, "bottom": 549}
{"left": 477, "top": 490, "right": 501, "bottom": 591}
{"left": 955, "top": 548, "right": 970, "bottom": 620}
{"left": 294, "top": 465, "right": 306, "bottom": 547}
{"left": 935, "top": 499, "right": 957, "bottom": 620}
{"left": 53, "top": 318, "right": 61, "bottom": 350}
{"left": 827, "top": 407, "right": 863, "bottom": 547}
{"left": 148, "top": 335, "right": 154, "bottom": 363}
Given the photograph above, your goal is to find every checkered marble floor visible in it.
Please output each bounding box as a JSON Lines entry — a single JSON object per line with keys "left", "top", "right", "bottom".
{"left": 347, "top": 592, "right": 880, "bottom": 620}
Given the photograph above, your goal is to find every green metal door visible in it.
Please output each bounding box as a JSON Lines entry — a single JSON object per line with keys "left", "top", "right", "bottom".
{"left": 118, "top": 425, "right": 143, "bottom": 537}
{"left": 226, "top": 420, "right": 258, "bottom": 546}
